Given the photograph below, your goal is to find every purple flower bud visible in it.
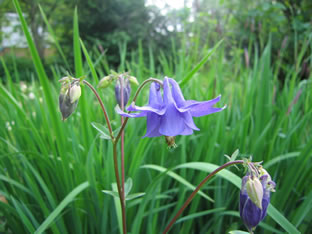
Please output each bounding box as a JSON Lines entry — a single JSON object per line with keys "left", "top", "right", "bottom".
{"left": 115, "top": 77, "right": 131, "bottom": 108}
{"left": 240, "top": 173, "right": 275, "bottom": 232}
{"left": 59, "top": 81, "right": 80, "bottom": 121}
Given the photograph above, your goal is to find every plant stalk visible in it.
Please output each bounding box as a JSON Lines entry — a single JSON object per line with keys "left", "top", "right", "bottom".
{"left": 113, "top": 143, "right": 127, "bottom": 234}
{"left": 82, "top": 80, "right": 114, "bottom": 139}
{"left": 120, "top": 76, "right": 127, "bottom": 234}
{"left": 162, "top": 160, "right": 244, "bottom": 234}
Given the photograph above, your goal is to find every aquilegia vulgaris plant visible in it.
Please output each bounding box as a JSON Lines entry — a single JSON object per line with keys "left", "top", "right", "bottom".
{"left": 59, "top": 73, "right": 275, "bottom": 234}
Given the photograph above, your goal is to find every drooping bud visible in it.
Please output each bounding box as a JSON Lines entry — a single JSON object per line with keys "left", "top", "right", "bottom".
{"left": 128, "top": 76, "right": 139, "bottom": 86}
{"left": 240, "top": 168, "right": 276, "bottom": 232}
{"left": 59, "top": 80, "right": 81, "bottom": 121}
{"left": 115, "top": 76, "right": 131, "bottom": 108}
{"left": 246, "top": 176, "right": 263, "bottom": 209}
{"left": 69, "top": 83, "right": 81, "bottom": 103}
{"left": 98, "top": 75, "right": 113, "bottom": 89}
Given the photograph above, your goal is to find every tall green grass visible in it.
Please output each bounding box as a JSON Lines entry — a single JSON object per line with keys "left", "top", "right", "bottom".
{"left": 0, "top": 1, "right": 311, "bottom": 233}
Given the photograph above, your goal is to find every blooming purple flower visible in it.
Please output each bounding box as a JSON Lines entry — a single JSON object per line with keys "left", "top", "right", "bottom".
{"left": 116, "top": 77, "right": 225, "bottom": 137}
{"left": 240, "top": 174, "right": 276, "bottom": 232}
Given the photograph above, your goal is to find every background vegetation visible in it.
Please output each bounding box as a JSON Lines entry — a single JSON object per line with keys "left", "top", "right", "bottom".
{"left": 0, "top": 0, "right": 311, "bottom": 233}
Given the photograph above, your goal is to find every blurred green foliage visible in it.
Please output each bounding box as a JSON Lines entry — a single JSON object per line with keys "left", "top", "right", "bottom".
{"left": 1, "top": 0, "right": 312, "bottom": 79}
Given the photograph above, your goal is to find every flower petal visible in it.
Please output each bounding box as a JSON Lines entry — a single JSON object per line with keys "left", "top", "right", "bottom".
{"left": 127, "top": 103, "right": 166, "bottom": 115}
{"left": 168, "top": 78, "right": 186, "bottom": 107}
{"left": 159, "top": 104, "right": 186, "bottom": 136}
{"left": 143, "top": 112, "right": 162, "bottom": 137}
{"left": 163, "top": 77, "right": 174, "bottom": 104}
{"left": 189, "top": 96, "right": 225, "bottom": 117}
{"left": 149, "top": 82, "right": 163, "bottom": 107}
{"left": 182, "top": 112, "right": 200, "bottom": 130}
{"left": 115, "top": 105, "right": 147, "bottom": 118}
{"left": 179, "top": 126, "right": 194, "bottom": 135}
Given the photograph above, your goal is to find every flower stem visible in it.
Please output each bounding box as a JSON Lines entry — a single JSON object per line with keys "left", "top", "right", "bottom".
{"left": 82, "top": 80, "right": 114, "bottom": 139}
{"left": 82, "top": 79, "right": 125, "bottom": 233}
{"left": 120, "top": 76, "right": 126, "bottom": 234}
{"left": 113, "top": 143, "right": 127, "bottom": 234}
{"left": 162, "top": 160, "right": 244, "bottom": 234}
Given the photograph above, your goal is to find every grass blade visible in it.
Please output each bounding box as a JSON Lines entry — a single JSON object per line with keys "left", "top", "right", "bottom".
{"left": 34, "top": 181, "right": 89, "bottom": 234}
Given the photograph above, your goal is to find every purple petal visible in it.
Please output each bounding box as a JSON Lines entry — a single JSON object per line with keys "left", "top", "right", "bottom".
{"left": 191, "top": 106, "right": 226, "bottom": 117}
{"left": 168, "top": 78, "right": 186, "bottom": 107}
{"left": 149, "top": 82, "right": 163, "bottom": 107}
{"left": 163, "top": 77, "right": 174, "bottom": 104}
{"left": 241, "top": 198, "right": 263, "bottom": 230}
{"left": 127, "top": 103, "right": 166, "bottom": 115}
{"left": 115, "top": 106, "right": 147, "bottom": 118}
{"left": 143, "top": 112, "right": 162, "bottom": 138}
{"left": 179, "top": 126, "right": 194, "bottom": 135}
{"left": 159, "top": 104, "right": 187, "bottom": 136}
{"left": 182, "top": 112, "right": 200, "bottom": 130}
{"left": 188, "top": 96, "right": 225, "bottom": 117}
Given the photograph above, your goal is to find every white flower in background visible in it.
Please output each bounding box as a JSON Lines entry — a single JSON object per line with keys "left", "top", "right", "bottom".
{"left": 20, "top": 82, "right": 27, "bottom": 92}
{"left": 11, "top": 121, "right": 15, "bottom": 125}
{"left": 39, "top": 98, "right": 43, "bottom": 103}
{"left": 28, "top": 92, "right": 35, "bottom": 100}
{"left": 5, "top": 122, "right": 12, "bottom": 131}
{"left": 32, "top": 112, "right": 36, "bottom": 118}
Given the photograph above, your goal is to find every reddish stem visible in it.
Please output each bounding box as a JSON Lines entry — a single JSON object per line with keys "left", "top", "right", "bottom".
{"left": 120, "top": 76, "right": 127, "bottom": 234}
{"left": 162, "top": 160, "right": 244, "bottom": 234}
{"left": 82, "top": 80, "right": 114, "bottom": 139}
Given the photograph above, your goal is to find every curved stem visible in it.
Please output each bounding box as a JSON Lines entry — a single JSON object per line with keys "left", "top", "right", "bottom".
{"left": 115, "top": 78, "right": 163, "bottom": 143}
{"left": 82, "top": 80, "right": 114, "bottom": 139}
{"left": 162, "top": 160, "right": 244, "bottom": 234}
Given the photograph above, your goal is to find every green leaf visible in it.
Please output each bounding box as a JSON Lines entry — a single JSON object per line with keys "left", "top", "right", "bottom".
{"left": 125, "top": 193, "right": 145, "bottom": 201}
{"left": 91, "top": 122, "right": 111, "bottom": 140}
{"left": 176, "top": 207, "right": 225, "bottom": 224}
{"left": 101, "top": 190, "right": 119, "bottom": 198}
{"left": 80, "top": 39, "right": 99, "bottom": 84}
{"left": 124, "top": 177, "right": 133, "bottom": 196}
{"left": 111, "top": 183, "right": 122, "bottom": 234}
{"left": 141, "top": 164, "right": 214, "bottom": 202}
{"left": 179, "top": 39, "right": 223, "bottom": 87}
{"left": 34, "top": 182, "right": 89, "bottom": 234}
{"left": 39, "top": 4, "right": 70, "bottom": 71}
{"left": 228, "top": 231, "right": 250, "bottom": 234}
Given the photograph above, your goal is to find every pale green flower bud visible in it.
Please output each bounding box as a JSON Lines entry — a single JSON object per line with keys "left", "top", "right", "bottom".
{"left": 98, "top": 76, "right": 113, "bottom": 89}
{"left": 69, "top": 83, "right": 81, "bottom": 103}
{"left": 128, "top": 76, "right": 139, "bottom": 86}
{"left": 246, "top": 176, "right": 263, "bottom": 209}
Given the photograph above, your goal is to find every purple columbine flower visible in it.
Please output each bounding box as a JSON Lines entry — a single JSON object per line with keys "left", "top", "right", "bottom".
{"left": 240, "top": 173, "right": 276, "bottom": 232}
{"left": 116, "top": 77, "right": 225, "bottom": 137}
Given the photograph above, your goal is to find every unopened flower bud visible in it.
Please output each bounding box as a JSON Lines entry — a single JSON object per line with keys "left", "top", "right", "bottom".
{"left": 98, "top": 76, "right": 113, "bottom": 89}
{"left": 69, "top": 83, "right": 81, "bottom": 103}
{"left": 246, "top": 176, "right": 263, "bottom": 209}
{"left": 128, "top": 76, "right": 139, "bottom": 86}
{"left": 115, "top": 77, "right": 131, "bottom": 108}
{"left": 59, "top": 81, "right": 80, "bottom": 120}
{"left": 240, "top": 169, "right": 276, "bottom": 232}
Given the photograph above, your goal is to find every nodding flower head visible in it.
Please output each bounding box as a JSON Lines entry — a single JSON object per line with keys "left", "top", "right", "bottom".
{"left": 116, "top": 77, "right": 225, "bottom": 140}
{"left": 240, "top": 167, "right": 276, "bottom": 232}
{"left": 115, "top": 76, "right": 131, "bottom": 108}
{"left": 59, "top": 78, "right": 81, "bottom": 121}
